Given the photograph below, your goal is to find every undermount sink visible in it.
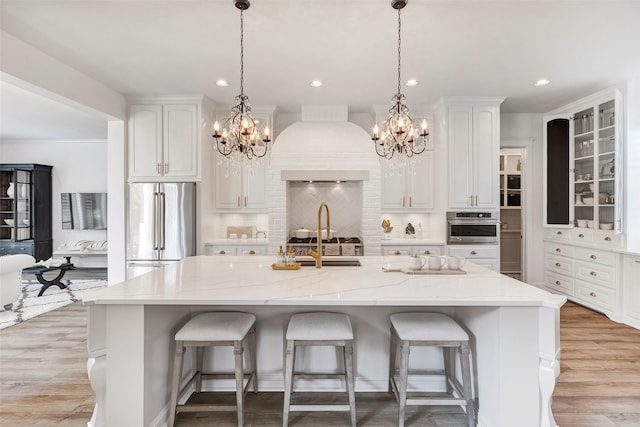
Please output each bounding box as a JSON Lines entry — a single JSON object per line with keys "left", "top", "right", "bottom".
{"left": 299, "top": 259, "right": 362, "bottom": 267}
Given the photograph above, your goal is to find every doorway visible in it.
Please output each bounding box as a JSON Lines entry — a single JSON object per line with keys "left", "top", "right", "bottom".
{"left": 499, "top": 148, "right": 526, "bottom": 280}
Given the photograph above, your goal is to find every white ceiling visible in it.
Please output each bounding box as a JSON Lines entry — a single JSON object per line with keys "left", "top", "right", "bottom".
{"left": 1, "top": 0, "right": 640, "bottom": 140}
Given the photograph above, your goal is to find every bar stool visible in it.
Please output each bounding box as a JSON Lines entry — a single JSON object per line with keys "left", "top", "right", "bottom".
{"left": 388, "top": 312, "right": 475, "bottom": 427}
{"left": 282, "top": 312, "right": 356, "bottom": 427}
{"left": 168, "top": 312, "right": 257, "bottom": 427}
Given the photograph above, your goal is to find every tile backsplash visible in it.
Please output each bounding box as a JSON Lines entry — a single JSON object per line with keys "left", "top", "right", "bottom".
{"left": 288, "top": 181, "right": 362, "bottom": 238}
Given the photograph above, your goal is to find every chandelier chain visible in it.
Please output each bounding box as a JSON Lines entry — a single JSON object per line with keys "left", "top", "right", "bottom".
{"left": 397, "top": 8, "right": 401, "bottom": 97}
{"left": 240, "top": 9, "right": 244, "bottom": 97}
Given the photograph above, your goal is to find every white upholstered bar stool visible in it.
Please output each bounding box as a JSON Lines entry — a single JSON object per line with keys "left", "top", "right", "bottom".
{"left": 168, "top": 312, "right": 257, "bottom": 427}
{"left": 282, "top": 312, "right": 356, "bottom": 427}
{"left": 389, "top": 313, "right": 475, "bottom": 427}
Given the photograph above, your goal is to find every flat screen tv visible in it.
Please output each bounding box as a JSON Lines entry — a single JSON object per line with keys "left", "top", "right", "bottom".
{"left": 61, "top": 193, "right": 107, "bottom": 230}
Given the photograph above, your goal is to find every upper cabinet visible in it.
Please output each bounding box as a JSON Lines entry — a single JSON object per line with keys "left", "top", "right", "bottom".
{"left": 214, "top": 110, "right": 273, "bottom": 211}
{"left": 128, "top": 96, "right": 210, "bottom": 182}
{"left": 380, "top": 151, "right": 434, "bottom": 211}
{"left": 543, "top": 88, "right": 623, "bottom": 235}
{"left": 437, "top": 97, "right": 504, "bottom": 209}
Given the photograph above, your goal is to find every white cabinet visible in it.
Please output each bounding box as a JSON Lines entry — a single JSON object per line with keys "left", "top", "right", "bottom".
{"left": 215, "top": 157, "right": 268, "bottom": 210}
{"left": 622, "top": 254, "right": 640, "bottom": 329}
{"left": 543, "top": 239, "right": 622, "bottom": 319}
{"left": 447, "top": 245, "right": 500, "bottom": 272}
{"left": 543, "top": 88, "right": 623, "bottom": 234}
{"left": 205, "top": 243, "right": 267, "bottom": 256}
{"left": 129, "top": 103, "right": 200, "bottom": 181}
{"left": 381, "top": 152, "right": 434, "bottom": 211}
{"left": 443, "top": 101, "right": 502, "bottom": 209}
{"left": 381, "top": 244, "right": 443, "bottom": 257}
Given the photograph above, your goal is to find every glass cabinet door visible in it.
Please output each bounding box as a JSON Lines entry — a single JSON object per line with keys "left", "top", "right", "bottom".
{"left": 573, "top": 106, "right": 595, "bottom": 229}
{"left": 0, "top": 169, "right": 32, "bottom": 241}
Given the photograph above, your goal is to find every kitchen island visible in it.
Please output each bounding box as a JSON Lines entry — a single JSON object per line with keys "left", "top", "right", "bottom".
{"left": 83, "top": 255, "right": 565, "bottom": 427}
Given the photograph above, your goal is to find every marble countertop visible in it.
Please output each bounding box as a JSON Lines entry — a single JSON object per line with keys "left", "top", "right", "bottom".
{"left": 380, "top": 238, "right": 446, "bottom": 246}
{"left": 84, "top": 255, "right": 565, "bottom": 309}
{"left": 205, "top": 239, "right": 269, "bottom": 246}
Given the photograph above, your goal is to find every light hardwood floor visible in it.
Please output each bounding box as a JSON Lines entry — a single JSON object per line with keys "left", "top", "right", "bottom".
{"left": 1, "top": 301, "right": 639, "bottom": 426}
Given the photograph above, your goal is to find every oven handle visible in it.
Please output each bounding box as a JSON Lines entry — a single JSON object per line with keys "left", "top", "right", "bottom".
{"left": 448, "top": 219, "right": 500, "bottom": 225}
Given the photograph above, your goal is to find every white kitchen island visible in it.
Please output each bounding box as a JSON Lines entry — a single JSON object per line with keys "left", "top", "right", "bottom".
{"left": 83, "top": 255, "right": 565, "bottom": 427}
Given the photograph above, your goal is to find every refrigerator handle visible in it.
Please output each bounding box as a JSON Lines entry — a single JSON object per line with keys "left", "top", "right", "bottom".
{"left": 160, "top": 192, "right": 166, "bottom": 249}
{"left": 153, "top": 192, "right": 159, "bottom": 250}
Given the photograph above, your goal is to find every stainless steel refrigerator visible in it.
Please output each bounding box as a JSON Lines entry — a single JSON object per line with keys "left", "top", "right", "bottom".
{"left": 127, "top": 183, "right": 195, "bottom": 276}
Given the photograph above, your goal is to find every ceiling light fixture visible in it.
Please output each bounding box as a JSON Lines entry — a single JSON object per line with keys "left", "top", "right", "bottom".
{"left": 534, "top": 78, "right": 550, "bottom": 87}
{"left": 310, "top": 80, "right": 323, "bottom": 87}
{"left": 212, "top": 0, "right": 270, "bottom": 166}
{"left": 216, "top": 79, "right": 229, "bottom": 87}
{"left": 372, "top": 0, "right": 429, "bottom": 162}
{"left": 406, "top": 79, "right": 419, "bottom": 87}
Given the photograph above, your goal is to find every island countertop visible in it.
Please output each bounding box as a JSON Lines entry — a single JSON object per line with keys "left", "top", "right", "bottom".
{"left": 84, "top": 255, "right": 565, "bottom": 308}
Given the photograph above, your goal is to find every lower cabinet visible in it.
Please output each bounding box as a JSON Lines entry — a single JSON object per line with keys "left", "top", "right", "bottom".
{"left": 205, "top": 243, "right": 267, "bottom": 256}
{"left": 380, "top": 244, "right": 444, "bottom": 257}
{"left": 623, "top": 254, "right": 640, "bottom": 329}
{"left": 447, "top": 245, "right": 500, "bottom": 272}
{"left": 543, "top": 239, "right": 621, "bottom": 320}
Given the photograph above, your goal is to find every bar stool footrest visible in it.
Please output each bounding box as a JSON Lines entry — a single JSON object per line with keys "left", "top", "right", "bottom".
{"left": 177, "top": 403, "right": 240, "bottom": 412}
{"left": 290, "top": 404, "right": 352, "bottom": 412}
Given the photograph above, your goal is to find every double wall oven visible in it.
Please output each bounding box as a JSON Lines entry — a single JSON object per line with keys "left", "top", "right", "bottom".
{"left": 446, "top": 211, "right": 500, "bottom": 244}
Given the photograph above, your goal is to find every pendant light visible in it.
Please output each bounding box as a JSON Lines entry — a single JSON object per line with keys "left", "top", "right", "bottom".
{"left": 212, "top": 0, "right": 270, "bottom": 167}
{"left": 372, "top": 0, "right": 429, "bottom": 161}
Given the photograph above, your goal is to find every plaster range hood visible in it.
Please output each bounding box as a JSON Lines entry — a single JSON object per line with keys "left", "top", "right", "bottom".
{"left": 281, "top": 170, "right": 370, "bottom": 182}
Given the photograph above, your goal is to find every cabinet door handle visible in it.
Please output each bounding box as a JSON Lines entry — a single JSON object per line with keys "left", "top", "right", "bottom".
{"left": 589, "top": 291, "right": 597, "bottom": 297}
{"left": 402, "top": 196, "right": 405, "bottom": 208}
{"left": 578, "top": 233, "right": 584, "bottom": 238}
{"left": 237, "top": 196, "right": 241, "bottom": 208}
{"left": 555, "top": 248, "right": 561, "bottom": 253}
{"left": 604, "top": 236, "right": 612, "bottom": 241}
{"left": 556, "top": 231, "right": 563, "bottom": 235}
{"left": 164, "top": 163, "right": 169, "bottom": 174}
{"left": 474, "top": 195, "right": 478, "bottom": 206}
{"left": 590, "top": 255, "right": 597, "bottom": 260}
{"left": 468, "top": 195, "right": 473, "bottom": 207}
{"left": 249, "top": 250, "right": 256, "bottom": 255}
{"left": 157, "top": 163, "right": 161, "bottom": 174}
{"left": 635, "top": 260, "right": 640, "bottom": 263}
{"left": 590, "top": 271, "right": 597, "bottom": 276}
{"left": 219, "top": 250, "right": 226, "bottom": 255}
{"left": 555, "top": 280, "right": 561, "bottom": 285}
{"left": 555, "top": 262, "right": 561, "bottom": 267}
{"left": 409, "top": 196, "right": 412, "bottom": 208}
{"left": 394, "top": 250, "right": 400, "bottom": 255}
{"left": 470, "top": 250, "right": 477, "bottom": 255}
{"left": 423, "top": 250, "right": 430, "bottom": 255}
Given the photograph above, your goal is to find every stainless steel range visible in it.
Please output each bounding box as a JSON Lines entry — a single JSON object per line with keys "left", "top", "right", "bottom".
{"left": 446, "top": 211, "right": 500, "bottom": 244}
{"left": 287, "top": 237, "right": 363, "bottom": 256}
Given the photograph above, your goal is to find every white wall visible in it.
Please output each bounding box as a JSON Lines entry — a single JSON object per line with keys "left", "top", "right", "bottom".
{"left": 500, "top": 113, "right": 544, "bottom": 285}
{"left": 0, "top": 139, "right": 108, "bottom": 253}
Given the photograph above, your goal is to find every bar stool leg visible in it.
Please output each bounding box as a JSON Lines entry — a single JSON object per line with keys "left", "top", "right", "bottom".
{"left": 443, "top": 347, "right": 453, "bottom": 394}
{"left": 397, "top": 341, "right": 410, "bottom": 427}
{"left": 195, "top": 347, "right": 204, "bottom": 393}
{"left": 282, "top": 339, "right": 295, "bottom": 427}
{"left": 249, "top": 328, "right": 258, "bottom": 392}
{"left": 233, "top": 341, "right": 245, "bottom": 427}
{"left": 344, "top": 341, "right": 357, "bottom": 427}
{"left": 388, "top": 327, "right": 398, "bottom": 393}
{"left": 168, "top": 342, "right": 185, "bottom": 427}
{"left": 460, "top": 342, "right": 475, "bottom": 427}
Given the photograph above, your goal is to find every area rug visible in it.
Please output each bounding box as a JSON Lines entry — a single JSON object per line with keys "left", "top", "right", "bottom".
{"left": 0, "top": 279, "right": 107, "bottom": 330}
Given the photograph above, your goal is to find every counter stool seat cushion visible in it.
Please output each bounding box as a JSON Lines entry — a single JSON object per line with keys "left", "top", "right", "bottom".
{"left": 175, "top": 312, "right": 256, "bottom": 342}
{"left": 390, "top": 312, "right": 468, "bottom": 342}
{"left": 286, "top": 312, "right": 353, "bottom": 341}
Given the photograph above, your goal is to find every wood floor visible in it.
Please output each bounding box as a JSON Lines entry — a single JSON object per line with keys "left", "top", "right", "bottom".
{"left": 1, "top": 301, "right": 639, "bottom": 426}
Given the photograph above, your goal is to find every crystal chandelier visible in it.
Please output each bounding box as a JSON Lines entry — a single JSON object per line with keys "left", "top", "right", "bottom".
{"left": 372, "top": 0, "right": 429, "bottom": 161}
{"left": 212, "top": 0, "right": 270, "bottom": 165}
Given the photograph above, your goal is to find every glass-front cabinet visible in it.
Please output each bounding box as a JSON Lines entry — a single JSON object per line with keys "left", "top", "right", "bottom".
{"left": 544, "top": 89, "right": 622, "bottom": 235}
{"left": 0, "top": 164, "right": 53, "bottom": 260}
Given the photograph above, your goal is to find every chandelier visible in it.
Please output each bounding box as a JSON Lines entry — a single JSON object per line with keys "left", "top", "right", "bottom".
{"left": 372, "top": 0, "right": 429, "bottom": 161}
{"left": 212, "top": 0, "right": 270, "bottom": 164}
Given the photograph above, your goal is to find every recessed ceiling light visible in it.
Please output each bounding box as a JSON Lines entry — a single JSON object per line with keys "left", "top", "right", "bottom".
{"left": 216, "top": 79, "right": 229, "bottom": 87}
{"left": 406, "top": 79, "right": 419, "bottom": 87}
{"left": 533, "top": 79, "right": 550, "bottom": 87}
{"left": 310, "top": 80, "right": 323, "bottom": 88}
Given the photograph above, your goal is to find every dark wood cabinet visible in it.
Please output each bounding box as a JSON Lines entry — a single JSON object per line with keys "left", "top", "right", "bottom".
{"left": 0, "top": 164, "right": 53, "bottom": 261}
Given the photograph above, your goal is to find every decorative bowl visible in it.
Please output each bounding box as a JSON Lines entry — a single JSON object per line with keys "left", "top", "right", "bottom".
{"left": 587, "top": 220, "right": 594, "bottom": 228}
{"left": 576, "top": 219, "right": 587, "bottom": 228}
{"left": 4, "top": 219, "right": 14, "bottom": 226}
{"left": 599, "top": 223, "right": 614, "bottom": 230}
{"left": 582, "top": 197, "right": 594, "bottom": 205}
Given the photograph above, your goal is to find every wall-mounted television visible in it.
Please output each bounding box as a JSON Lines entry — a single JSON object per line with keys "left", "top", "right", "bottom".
{"left": 61, "top": 193, "right": 107, "bottom": 230}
